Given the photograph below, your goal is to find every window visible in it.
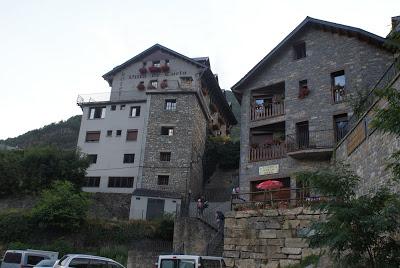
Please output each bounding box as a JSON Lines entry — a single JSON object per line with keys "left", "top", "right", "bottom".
{"left": 88, "top": 107, "right": 106, "bottom": 119}
{"left": 334, "top": 113, "right": 348, "bottom": 142}
{"left": 161, "top": 126, "right": 174, "bottom": 136}
{"left": 107, "top": 130, "right": 112, "bottom": 137}
{"left": 108, "top": 177, "right": 134, "bottom": 188}
{"left": 165, "top": 59, "right": 170, "bottom": 66}
{"left": 69, "top": 258, "right": 90, "bottom": 268}
{"left": 126, "top": 129, "right": 138, "bottom": 141}
{"left": 88, "top": 154, "right": 97, "bottom": 164}
{"left": 85, "top": 131, "right": 100, "bottom": 142}
{"left": 165, "top": 99, "right": 176, "bottom": 110}
{"left": 130, "top": 106, "right": 141, "bottom": 117}
{"left": 160, "top": 152, "right": 171, "bottom": 161}
{"left": 296, "top": 121, "right": 309, "bottom": 148}
{"left": 111, "top": 105, "right": 116, "bottom": 111}
{"left": 157, "top": 175, "right": 169, "bottom": 185}
{"left": 84, "top": 177, "right": 100, "bottom": 187}
{"left": 331, "top": 70, "right": 346, "bottom": 103}
{"left": 27, "top": 256, "right": 47, "bottom": 266}
{"left": 88, "top": 260, "right": 107, "bottom": 268}
{"left": 123, "top": 153, "right": 135, "bottom": 163}
{"left": 3, "top": 252, "right": 22, "bottom": 263}
{"left": 180, "top": 76, "right": 193, "bottom": 88}
{"left": 150, "top": 80, "right": 158, "bottom": 89}
{"left": 120, "top": 104, "right": 126, "bottom": 110}
{"left": 294, "top": 42, "right": 306, "bottom": 59}
{"left": 116, "top": 130, "right": 122, "bottom": 136}
{"left": 152, "top": 60, "right": 161, "bottom": 67}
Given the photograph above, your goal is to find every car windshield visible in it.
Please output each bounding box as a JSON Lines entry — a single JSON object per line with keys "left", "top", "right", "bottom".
{"left": 35, "top": 260, "right": 56, "bottom": 267}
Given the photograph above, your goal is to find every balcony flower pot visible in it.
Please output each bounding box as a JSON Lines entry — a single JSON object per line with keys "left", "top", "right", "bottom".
{"left": 137, "top": 83, "right": 145, "bottom": 91}
{"left": 298, "top": 86, "right": 310, "bottom": 99}
{"left": 148, "top": 66, "right": 161, "bottom": 73}
{"left": 160, "top": 80, "right": 168, "bottom": 89}
{"left": 139, "top": 67, "right": 147, "bottom": 75}
{"left": 160, "top": 65, "right": 170, "bottom": 72}
{"left": 209, "top": 103, "right": 218, "bottom": 113}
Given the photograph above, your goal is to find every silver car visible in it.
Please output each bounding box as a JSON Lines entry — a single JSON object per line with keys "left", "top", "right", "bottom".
{"left": 1, "top": 250, "right": 58, "bottom": 268}
{"left": 54, "top": 255, "right": 125, "bottom": 268}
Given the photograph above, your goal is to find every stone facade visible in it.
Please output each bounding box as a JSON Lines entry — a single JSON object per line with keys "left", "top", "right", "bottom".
{"left": 223, "top": 207, "right": 328, "bottom": 268}
{"left": 335, "top": 72, "right": 400, "bottom": 195}
{"left": 233, "top": 20, "right": 394, "bottom": 193}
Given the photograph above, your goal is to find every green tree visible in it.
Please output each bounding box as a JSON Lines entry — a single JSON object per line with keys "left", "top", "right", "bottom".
{"left": 0, "top": 150, "right": 24, "bottom": 196}
{"left": 31, "top": 180, "right": 90, "bottom": 232}
{"left": 297, "top": 167, "right": 400, "bottom": 267}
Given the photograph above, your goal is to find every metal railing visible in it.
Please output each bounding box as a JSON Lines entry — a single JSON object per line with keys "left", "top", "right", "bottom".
{"left": 286, "top": 129, "right": 335, "bottom": 152}
{"left": 231, "top": 187, "right": 329, "bottom": 210}
{"left": 249, "top": 143, "right": 286, "bottom": 162}
{"left": 347, "top": 57, "right": 400, "bottom": 130}
{"left": 250, "top": 101, "right": 285, "bottom": 121}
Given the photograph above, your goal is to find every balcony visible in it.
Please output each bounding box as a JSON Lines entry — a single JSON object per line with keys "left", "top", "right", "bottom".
{"left": 250, "top": 101, "right": 285, "bottom": 121}
{"left": 249, "top": 143, "right": 286, "bottom": 162}
{"left": 286, "top": 129, "right": 334, "bottom": 160}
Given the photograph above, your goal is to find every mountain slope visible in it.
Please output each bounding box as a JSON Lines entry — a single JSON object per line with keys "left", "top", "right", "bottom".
{"left": 225, "top": 90, "right": 241, "bottom": 141}
{"left": 1, "top": 115, "right": 82, "bottom": 150}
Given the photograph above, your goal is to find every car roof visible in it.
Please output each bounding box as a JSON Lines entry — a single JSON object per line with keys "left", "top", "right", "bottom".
{"left": 63, "top": 255, "right": 123, "bottom": 266}
{"left": 158, "top": 255, "right": 223, "bottom": 260}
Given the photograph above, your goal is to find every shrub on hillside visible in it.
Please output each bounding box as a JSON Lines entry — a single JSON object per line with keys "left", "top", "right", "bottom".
{"left": 0, "top": 210, "right": 32, "bottom": 242}
{"left": 31, "top": 181, "right": 90, "bottom": 232}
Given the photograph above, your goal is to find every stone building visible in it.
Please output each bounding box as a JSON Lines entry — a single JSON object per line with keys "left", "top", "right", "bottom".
{"left": 77, "top": 44, "right": 236, "bottom": 219}
{"left": 231, "top": 17, "right": 395, "bottom": 198}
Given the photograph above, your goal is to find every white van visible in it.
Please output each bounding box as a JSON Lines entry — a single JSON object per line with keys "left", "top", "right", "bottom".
{"left": 1, "top": 250, "right": 59, "bottom": 268}
{"left": 54, "top": 254, "right": 125, "bottom": 268}
{"left": 157, "top": 255, "right": 226, "bottom": 268}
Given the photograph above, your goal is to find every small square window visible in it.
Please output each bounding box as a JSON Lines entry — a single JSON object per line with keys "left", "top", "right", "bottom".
{"left": 160, "top": 152, "right": 171, "bottom": 161}
{"left": 123, "top": 154, "right": 135, "bottom": 163}
{"left": 120, "top": 105, "right": 126, "bottom": 110}
{"left": 130, "top": 106, "right": 141, "bottom": 117}
{"left": 116, "top": 130, "right": 122, "bottom": 136}
{"left": 88, "top": 154, "right": 97, "bottom": 164}
{"left": 294, "top": 42, "right": 306, "bottom": 60}
{"left": 126, "top": 129, "right": 138, "bottom": 141}
{"left": 88, "top": 107, "right": 106, "bottom": 119}
{"left": 111, "top": 105, "right": 116, "bottom": 111}
{"left": 150, "top": 80, "right": 158, "bottom": 89}
{"left": 153, "top": 61, "right": 161, "bottom": 67}
{"left": 161, "top": 126, "right": 174, "bottom": 136}
{"left": 107, "top": 130, "right": 112, "bottom": 137}
{"left": 165, "top": 99, "right": 176, "bottom": 110}
{"left": 157, "top": 175, "right": 169, "bottom": 185}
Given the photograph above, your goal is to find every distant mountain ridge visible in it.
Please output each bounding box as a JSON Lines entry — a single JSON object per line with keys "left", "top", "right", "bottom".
{"left": 225, "top": 90, "right": 241, "bottom": 141}
{"left": 1, "top": 115, "right": 82, "bottom": 150}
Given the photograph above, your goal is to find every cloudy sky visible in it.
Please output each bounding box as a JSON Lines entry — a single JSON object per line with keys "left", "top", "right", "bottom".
{"left": 0, "top": 0, "right": 397, "bottom": 139}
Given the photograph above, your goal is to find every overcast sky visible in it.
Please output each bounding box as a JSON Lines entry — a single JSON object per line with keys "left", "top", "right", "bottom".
{"left": 0, "top": 0, "right": 397, "bottom": 139}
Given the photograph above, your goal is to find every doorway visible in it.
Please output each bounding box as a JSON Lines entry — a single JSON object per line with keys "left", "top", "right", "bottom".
{"left": 146, "top": 198, "right": 165, "bottom": 220}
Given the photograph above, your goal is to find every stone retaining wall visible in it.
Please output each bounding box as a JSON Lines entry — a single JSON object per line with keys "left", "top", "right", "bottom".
{"left": 223, "top": 207, "right": 327, "bottom": 268}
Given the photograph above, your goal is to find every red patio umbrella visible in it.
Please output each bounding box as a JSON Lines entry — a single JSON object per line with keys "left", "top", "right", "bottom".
{"left": 256, "top": 180, "right": 283, "bottom": 190}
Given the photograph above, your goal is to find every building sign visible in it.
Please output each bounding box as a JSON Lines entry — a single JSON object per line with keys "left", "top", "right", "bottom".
{"left": 346, "top": 121, "right": 366, "bottom": 155}
{"left": 259, "top": 164, "right": 279, "bottom": 175}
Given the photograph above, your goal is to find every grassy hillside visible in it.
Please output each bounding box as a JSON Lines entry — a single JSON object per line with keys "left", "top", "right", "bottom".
{"left": 1, "top": 115, "right": 81, "bottom": 150}
{"left": 225, "top": 90, "right": 241, "bottom": 141}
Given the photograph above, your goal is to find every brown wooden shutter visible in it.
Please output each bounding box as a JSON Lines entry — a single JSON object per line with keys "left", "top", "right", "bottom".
{"left": 126, "top": 130, "right": 138, "bottom": 141}
{"left": 86, "top": 131, "right": 100, "bottom": 142}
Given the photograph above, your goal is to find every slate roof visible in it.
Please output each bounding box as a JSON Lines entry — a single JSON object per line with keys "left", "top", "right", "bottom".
{"left": 231, "top": 16, "right": 394, "bottom": 93}
{"left": 132, "top": 188, "right": 182, "bottom": 199}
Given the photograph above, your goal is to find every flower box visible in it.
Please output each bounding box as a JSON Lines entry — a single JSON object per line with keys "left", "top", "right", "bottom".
{"left": 160, "top": 65, "right": 170, "bottom": 72}
{"left": 298, "top": 86, "right": 310, "bottom": 99}
{"left": 160, "top": 80, "right": 168, "bottom": 89}
{"left": 139, "top": 67, "right": 147, "bottom": 74}
{"left": 137, "top": 83, "right": 145, "bottom": 90}
{"left": 148, "top": 66, "right": 161, "bottom": 73}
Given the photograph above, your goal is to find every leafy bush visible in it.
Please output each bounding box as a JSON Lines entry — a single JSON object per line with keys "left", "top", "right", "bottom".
{"left": 31, "top": 181, "right": 90, "bottom": 232}
{"left": 0, "top": 210, "right": 32, "bottom": 242}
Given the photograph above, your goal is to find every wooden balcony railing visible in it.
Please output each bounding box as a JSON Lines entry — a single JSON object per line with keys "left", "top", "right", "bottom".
{"left": 249, "top": 143, "right": 286, "bottom": 162}
{"left": 250, "top": 102, "right": 285, "bottom": 121}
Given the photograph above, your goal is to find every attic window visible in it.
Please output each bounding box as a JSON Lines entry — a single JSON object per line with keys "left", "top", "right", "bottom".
{"left": 152, "top": 61, "right": 161, "bottom": 67}
{"left": 294, "top": 42, "right": 306, "bottom": 60}
{"left": 165, "top": 59, "right": 170, "bottom": 66}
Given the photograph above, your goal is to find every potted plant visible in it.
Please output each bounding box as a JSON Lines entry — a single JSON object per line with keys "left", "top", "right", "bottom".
{"left": 139, "top": 67, "right": 147, "bottom": 74}
{"left": 137, "top": 83, "right": 145, "bottom": 90}
{"left": 160, "top": 80, "right": 168, "bottom": 89}
{"left": 298, "top": 86, "right": 310, "bottom": 99}
{"left": 160, "top": 65, "right": 170, "bottom": 72}
{"left": 148, "top": 66, "right": 161, "bottom": 73}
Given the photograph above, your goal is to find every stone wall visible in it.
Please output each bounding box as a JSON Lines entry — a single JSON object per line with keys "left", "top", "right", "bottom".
{"left": 223, "top": 207, "right": 328, "bottom": 268}
{"left": 127, "top": 240, "right": 173, "bottom": 268}
{"left": 335, "top": 73, "right": 400, "bottom": 195}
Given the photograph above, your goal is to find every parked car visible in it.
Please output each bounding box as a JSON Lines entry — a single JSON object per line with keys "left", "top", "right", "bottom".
{"left": 33, "top": 259, "right": 57, "bottom": 268}
{"left": 54, "top": 255, "right": 125, "bottom": 268}
{"left": 156, "top": 255, "right": 226, "bottom": 268}
{"left": 1, "top": 250, "right": 59, "bottom": 268}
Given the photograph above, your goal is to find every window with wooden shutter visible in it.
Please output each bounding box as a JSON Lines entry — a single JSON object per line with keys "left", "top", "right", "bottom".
{"left": 85, "top": 131, "right": 100, "bottom": 142}
{"left": 126, "top": 130, "right": 138, "bottom": 141}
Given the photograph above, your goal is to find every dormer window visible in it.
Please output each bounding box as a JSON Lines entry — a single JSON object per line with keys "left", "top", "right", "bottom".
{"left": 152, "top": 61, "right": 161, "bottom": 67}
{"left": 294, "top": 42, "right": 306, "bottom": 60}
{"left": 165, "top": 59, "right": 170, "bottom": 66}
